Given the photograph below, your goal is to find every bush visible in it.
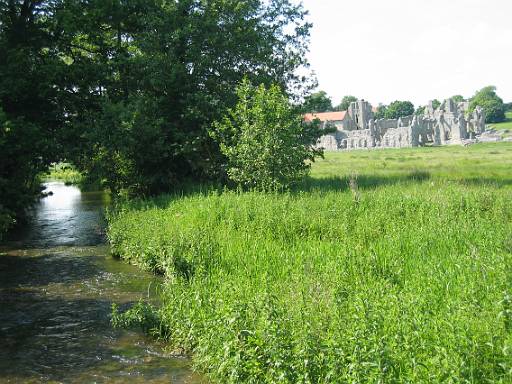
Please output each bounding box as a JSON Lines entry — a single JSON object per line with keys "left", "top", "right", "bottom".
{"left": 210, "top": 79, "right": 325, "bottom": 191}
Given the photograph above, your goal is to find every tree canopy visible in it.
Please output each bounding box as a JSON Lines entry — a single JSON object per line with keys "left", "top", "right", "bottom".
{"left": 0, "top": 0, "right": 314, "bottom": 235}
{"left": 336, "top": 95, "right": 358, "bottom": 111}
{"left": 374, "top": 104, "right": 387, "bottom": 119}
{"left": 384, "top": 101, "right": 415, "bottom": 119}
{"left": 431, "top": 99, "right": 441, "bottom": 110}
{"left": 302, "top": 91, "right": 333, "bottom": 113}
{"left": 469, "top": 86, "right": 506, "bottom": 123}
{"left": 415, "top": 106, "right": 425, "bottom": 116}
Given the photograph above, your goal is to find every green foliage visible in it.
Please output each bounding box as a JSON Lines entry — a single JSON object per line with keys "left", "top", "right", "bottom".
{"left": 0, "top": 0, "right": 314, "bottom": 232}
{"left": 210, "top": 79, "right": 325, "bottom": 191}
{"left": 42, "top": 163, "right": 83, "bottom": 185}
{"left": 489, "top": 111, "right": 512, "bottom": 137}
{"left": 384, "top": 100, "right": 415, "bottom": 119}
{"left": 415, "top": 105, "right": 426, "bottom": 115}
{"left": 57, "top": 0, "right": 314, "bottom": 195}
{"left": 109, "top": 143, "right": 512, "bottom": 384}
{"left": 470, "top": 85, "right": 506, "bottom": 123}
{"left": 373, "top": 104, "right": 387, "bottom": 119}
{"left": 111, "top": 301, "right": 162, "bottom": 335}
{"left": 0, "top": 107, "right": 47, "bottom": 237}
{"left": 451, "top": 95, "right": 465, "bottom": 103}
{"left": 0, "top": 1, "right": 66, "bottom": 237}
{"left": 302, "top": 90, "right": 333, "bottom": 112}
{"left": 336, "top": 95, "right": 358, "bottom": 111}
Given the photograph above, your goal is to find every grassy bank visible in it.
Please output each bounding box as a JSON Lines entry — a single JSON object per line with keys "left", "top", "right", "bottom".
{"left": 42, "top": 163, "right": 84, "bottom": 185}
{"left": 109, "top": 143, "right": 512, "bottom": 383}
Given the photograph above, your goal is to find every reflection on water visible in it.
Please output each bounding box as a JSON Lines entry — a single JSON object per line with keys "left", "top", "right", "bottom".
{"left": 8, "top": 182, "right": 110, "bottom": 248}
{"left": 0, "top": 183, "right": 202, "bottom": 383}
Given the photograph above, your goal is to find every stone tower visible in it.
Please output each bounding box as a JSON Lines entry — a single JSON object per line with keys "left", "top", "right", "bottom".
{"left": 348, "top": 100, "right": 374, "bottom": 130}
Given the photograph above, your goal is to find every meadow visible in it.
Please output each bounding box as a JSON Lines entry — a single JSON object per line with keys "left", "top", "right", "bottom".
{"left": 109, "top": 143, "right": 512, "bottom": 383}
{"left": 490, "top": 111, "right": 512, "bottom": 138}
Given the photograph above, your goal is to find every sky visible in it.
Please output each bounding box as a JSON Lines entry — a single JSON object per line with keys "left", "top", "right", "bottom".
{"left": 301, "top": 0, "right": 512, "bottom": 107}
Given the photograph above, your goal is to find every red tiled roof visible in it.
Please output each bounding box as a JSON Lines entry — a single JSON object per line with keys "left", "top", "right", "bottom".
{"left": 304, "top": 111, "right": 347, "bottom": 122}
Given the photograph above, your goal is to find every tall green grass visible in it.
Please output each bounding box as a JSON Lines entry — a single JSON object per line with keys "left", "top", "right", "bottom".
{"left": 109, "top": 143, "right": 512, "bottom": 383}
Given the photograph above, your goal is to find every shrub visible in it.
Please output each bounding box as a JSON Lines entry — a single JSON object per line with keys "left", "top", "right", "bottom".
{"left": 210, "top": 79, "right": 325, "bottom": 191}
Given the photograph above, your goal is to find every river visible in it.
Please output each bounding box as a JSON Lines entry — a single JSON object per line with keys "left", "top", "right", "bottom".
{"left": 0, "top": 182, "right": 203, "bottom": 383}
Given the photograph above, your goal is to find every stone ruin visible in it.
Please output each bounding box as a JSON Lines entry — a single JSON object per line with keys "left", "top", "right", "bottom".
{"left": 305, "top": 98, "right": 493, "bottom": 151}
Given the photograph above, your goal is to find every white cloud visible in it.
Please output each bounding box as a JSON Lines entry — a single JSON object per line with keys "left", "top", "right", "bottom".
{"left": 301, "top": 0, "right": 512, "bottom": 107}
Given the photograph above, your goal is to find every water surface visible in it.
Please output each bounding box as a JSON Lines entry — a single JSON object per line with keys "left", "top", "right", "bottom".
{"left": 0, "top": 183, "right": 202, "bottom": 383}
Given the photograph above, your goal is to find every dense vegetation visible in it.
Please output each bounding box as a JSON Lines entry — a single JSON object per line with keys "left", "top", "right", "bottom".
{"left": 381, "top": 100, "right": 415, "bottom": 119}
{"left": 0, "top": 0, "right": 313, "bottom": 237}
{"left": 210, "top": 80, "right": 325, "bottom": 190}
{"left": 41, "top": 163, "right": 83, "bottom": 185}
{"left": 110, "top": 143, "right": 512, "bottom": 383}
{"left": 0, "top": 1, "right": 64, "bottom": 235}
{"left": 469, "top": 86, "right": 506, "bottom": 123}
{"left": 302, "top": 91, "right": 333, "bottom": 113}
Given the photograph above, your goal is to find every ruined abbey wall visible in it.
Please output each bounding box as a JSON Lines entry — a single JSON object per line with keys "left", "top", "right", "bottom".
{"left": 314, "top": 99, "right": 489, "bottom": 151}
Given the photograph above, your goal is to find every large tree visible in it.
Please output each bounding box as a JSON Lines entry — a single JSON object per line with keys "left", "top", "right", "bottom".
{"left": 0, "top": 0, "right": 66, "bottom": 236}
{"left": 302, "top": 91, "right": 333, "bottom": 113}
{"left": 0, "top": 0, "right": 314, "bottom": 235}
{"left": 384, "top": 100, "right": 415, "bottom": 119}
{"left": 57, "top": 0, "right": 314, "bottom": 195}
{"left": 336, "top": 95, "right": 358, "bottom": 111}
{"left": 469, "top": 86, "right": 506, "bottom": 123}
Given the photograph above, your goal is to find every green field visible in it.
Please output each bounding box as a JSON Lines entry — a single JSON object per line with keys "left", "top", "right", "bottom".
{"left": 490, "top": 111, "right": 512, "bottom": 137}
{"left": 109, "top": 143, "right": 512, "bottom": 383}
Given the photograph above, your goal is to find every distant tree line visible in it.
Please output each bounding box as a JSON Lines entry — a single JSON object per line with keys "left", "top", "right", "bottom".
{"left": 0, "top": 0, "right": 317, "bottom": 237}
{"left": 303, "top": 86, "right": 508, "bottom": 123}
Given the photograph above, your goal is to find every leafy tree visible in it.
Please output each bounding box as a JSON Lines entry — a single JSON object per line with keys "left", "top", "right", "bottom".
{"left": 0, "top": 0, "right": 66, "bottom": 236}
{"left": 384, "top": 101, "right": 415, "bottom": 119}
{"left": 59, "top": 0, "right": 314, "bottom": 195}
{"left": 431, "top": 99, "right": 441, "bottom": 110}
{"left": 374, "top": 104, "right": 387, "bottom": 119}
{"left": 302, "top": 91, "right": 333, "bottom": 112}
{"left": 469, "top": 86, "right": 506, "bottom": 123}
{"left": 337, "top": 95, "right": 358, "bottom": 111}
{"left": 0, "top": 0, "right": 314, "bottom": 234}
{"left": 210, "top": 79, "right": 325, "bottom": 191}
{"left": 415, "top": 106, "right": 426, "bottom": 115}
{"left": 451, "top": 95, "right": 464, "bottom": 103}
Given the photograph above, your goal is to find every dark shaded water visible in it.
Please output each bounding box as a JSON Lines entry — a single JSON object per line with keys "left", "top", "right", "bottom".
{"left": 0, "top": 183, "right": 202, "bottom": 383}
